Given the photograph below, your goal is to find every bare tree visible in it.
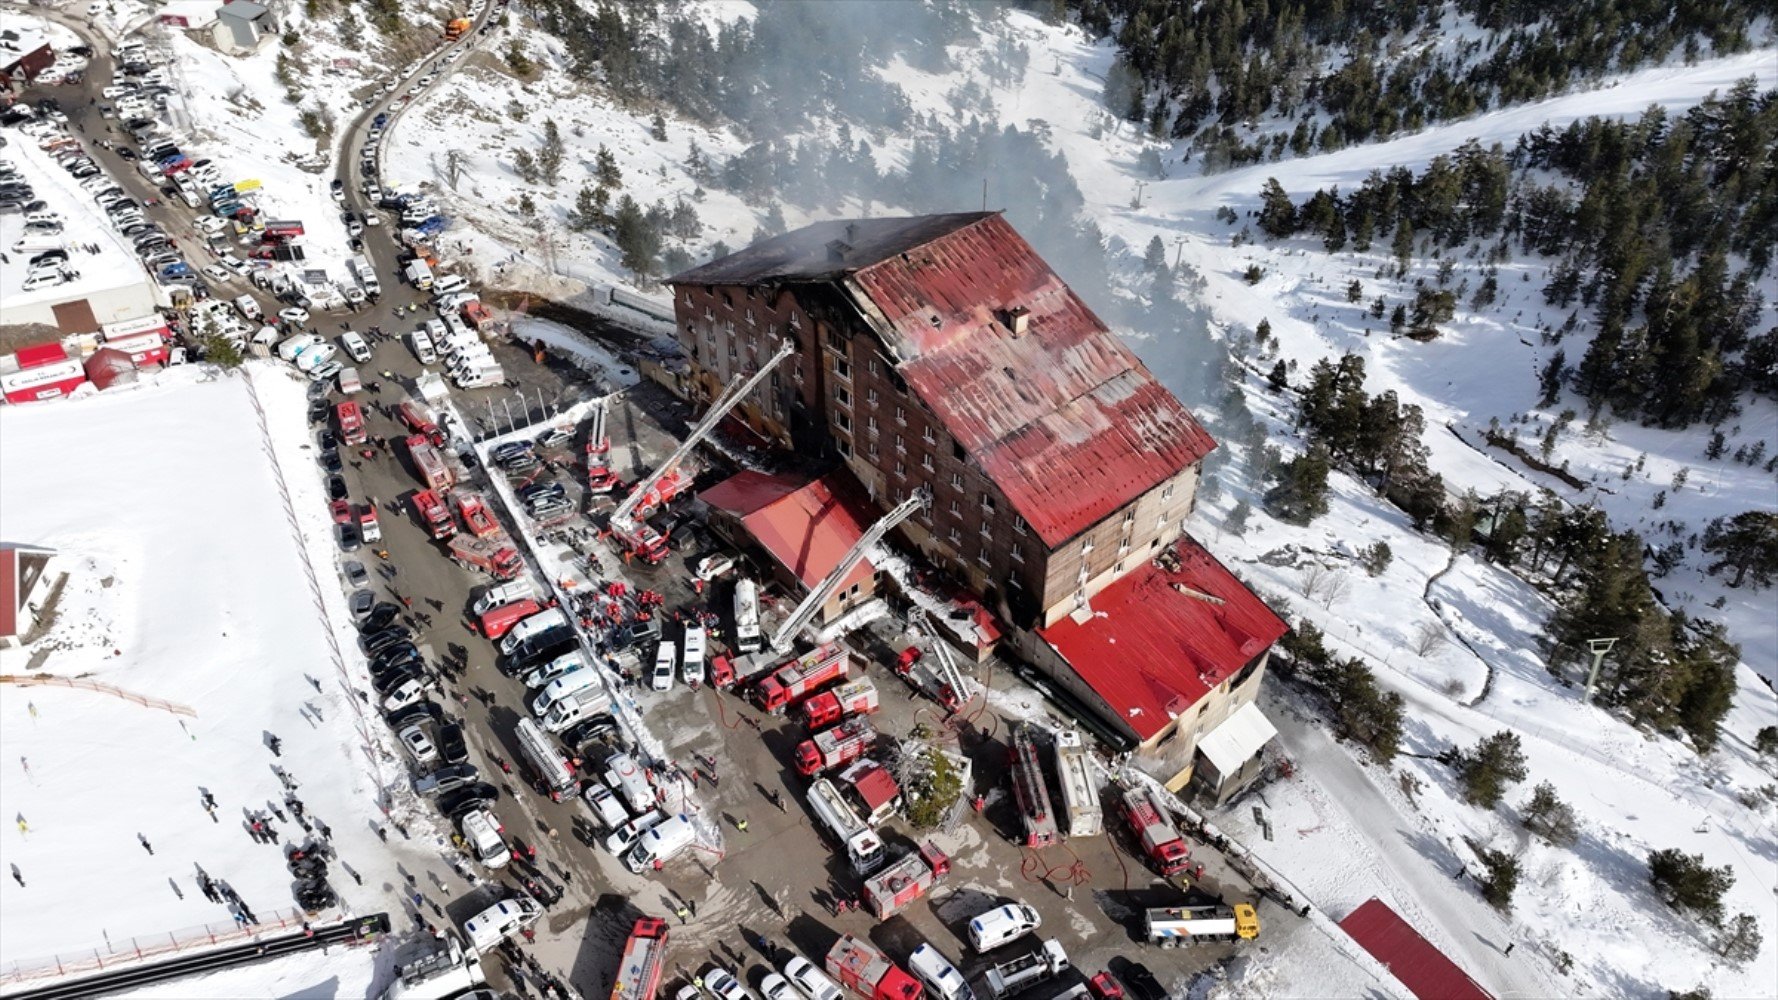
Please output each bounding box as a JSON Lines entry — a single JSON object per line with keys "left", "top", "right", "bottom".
{"left": 1300, "top": 563, "right": 1333, "bottom": 602}
{"left": 446, "top": 149, "right": 466, "bottom": 191}
{"left": 1414, "top": 620, "right": 1451, "bottom": 657}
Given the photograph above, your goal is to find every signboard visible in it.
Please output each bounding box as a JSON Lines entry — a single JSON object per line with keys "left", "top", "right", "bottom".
{"left": 2, "top": 359, "right": 86, "bottom": 403}
{"left": 105, "top": 331, "right": 171, "bottom": 367}
{"left": 102, "top": 315, "right": 172, "bottom": 341}
{"left": 264, "top": 219, "right": 305, "bottom": 237}
{"left": 233, "top": 178, "right": 263, "bottom": 193}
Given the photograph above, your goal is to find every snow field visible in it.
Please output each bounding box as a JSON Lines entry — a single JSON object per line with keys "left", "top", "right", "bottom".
{"left": 0, "top": 367, "right": 441, "bottom": 974}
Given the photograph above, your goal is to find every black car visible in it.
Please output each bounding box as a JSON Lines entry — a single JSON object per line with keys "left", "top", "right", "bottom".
{"left": 500, "top": 632, "right": 576, "bottom": 677}
{"left": 614, "top": 617, "right": 662, "bottom": 651}
{"left": 517, "top": 480, "right": 564, "bottom": 503}
{"left": 1118, "top": 963, "right": 1168, "bottom": 1000}
{"left": 337, "top": 522, "right": 361, "bottom": 552}
{"left": 437, "top": 782, "right": 501, "bottom": 820}
{"left": 560, "top": 714, "right": 620, "bottom": 749}
{"left": 317, "top": 429, "right": 337, "bottom": 450}
{"left": 320, "top": 448, "right": 343, "bottom": 473}
{"left": 362, "top": 626, "right": 412, "bottom": 656}
{"left": 372, "top": 644, "right": 422, "bottom": 677}
{"left": 360, "top": 602, "right": 402, "bottom": 632}
{"left": 327, "top": 475, "right": 348, "bottom": 501}
{"left": 373, "top": 665, "right": 422, "bottom": 696}
{"left": 386, "top": 700, "right": 446, "bottom": 729}
{"left": 436, "top": 721, "right": 469, "bottom": 764}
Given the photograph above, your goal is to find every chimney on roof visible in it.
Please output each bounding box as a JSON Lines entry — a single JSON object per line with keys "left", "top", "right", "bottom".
{"left": 826, "top": 240, "right": 853, "bottom": 263}
{"left": 1000, "top": 306, "right": 1030, "bottom": 337}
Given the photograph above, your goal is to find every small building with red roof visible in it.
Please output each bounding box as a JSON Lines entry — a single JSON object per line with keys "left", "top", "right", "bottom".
{"left": 700, "top": 470, "right": 881, "bottom": 626}
{"left": 1339, "top": 898, "right": 1493, "bottom": 1000}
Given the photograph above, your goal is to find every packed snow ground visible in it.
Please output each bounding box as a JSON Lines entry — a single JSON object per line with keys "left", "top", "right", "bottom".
{"left": 0, "top": 367, "right": 442, "bottom": 977}
{"left": 115, "top": 940, "right": 380, "bottom": 999}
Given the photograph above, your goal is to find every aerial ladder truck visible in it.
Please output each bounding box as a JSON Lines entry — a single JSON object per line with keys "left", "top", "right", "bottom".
{"left": 767, "top": 489, "right": 929, "bottom": 653}
{"left": 584, "top": 396, "right": 620, "bottom": 494}
{"left": 608, "top": 340, "right": 795, "bottom": 564}
{"left": 897, "top": 606, "right": 974, "bottom": 712}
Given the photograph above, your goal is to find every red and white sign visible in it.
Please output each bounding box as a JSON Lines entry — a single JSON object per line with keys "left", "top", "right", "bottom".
{"left": 102, "top": 315, "right": 172, "bottom": 342}
{"left": 2, "top": 359, "right": 87, "bottom": 404}
{"left": 104, "top": 331, "right": 171, "bottom": 367}
{"left": 263, "top": 220, "right": 305, "bottom": 238}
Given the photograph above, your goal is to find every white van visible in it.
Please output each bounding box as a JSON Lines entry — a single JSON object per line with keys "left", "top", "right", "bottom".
{"left": 968, "top": 903, "right": 1041, "bottom": 952}
{"left": 681, "top": 626, "right": 707, "bottom": 686}
{"left": 907, "top": 945, "right": 972, "bottom": 1000}
{"left": 409, "top": 328, "right": 437, "bottom": 365}
{"left": 459, "top": 808, "right": 511, "bottom": 868}
{"left": 277, "top": 332, "right": 320, "bottom": 362}
{"left": 11, "top": 236, "right": 62, "bottom": 256}
{"left": 233, "top": 294, "right": 261, "bottom": 321}
{"left": 340, "top": 330, "right": 372, "bottom": 363}
{"left": 453, "top": 362, "right": 505, "bottom": 389}
{"left": 624, "top": 813, "right": 694, "bottom": 873}
{"left": 463, "top": 897, "right": 539, "bottom": 953}
{"left": 21, "top": 270, "right": 68, "bottom": 291}
{"left": 542, "top": 679, "right": 612, "bottom": 733}
{"left": 473, "top": 579, "right": 536, "bottom": 616}
{"left": 498, "top": 607, "right": 567, "bottom": 655}
{"left": 405, "top": 258, "right": 434, "bottom": 290}
{"left": 603, "top": 752, "right": 653, "bottom": 814}
{"left": 733, "top": 578, "right": 762, "bottom": 654}
{"left": 522, "top": 651, "right": 586, "bottom": 691}
{"left": 432, "top": 273, "right": 468, "bottom": 295}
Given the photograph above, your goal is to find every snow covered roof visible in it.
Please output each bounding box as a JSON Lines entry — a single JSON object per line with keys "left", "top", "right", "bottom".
{"left": 1037, "top": 537, "right": 1287, "bottom": 742}
{"left": 673, "top": 214, "right": 1216, "bottom": 548}
{"left": 699, "top": 471, "right": 877, "bottom": 592}
{"left": 1193, "top": 701, "right": 1277, "bottom": 776}
{"left": 1339, "top": 898, "right": 1493, "bottom": 1000}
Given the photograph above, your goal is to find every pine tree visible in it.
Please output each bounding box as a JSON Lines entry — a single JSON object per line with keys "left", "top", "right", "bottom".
{"left": 565, "top": 184, "right": 599, "bottom": 232}
{"left": 538, "top": 119, "right": 565, "bottom": 186}
{"left": 1257, "top": 178, "right": 1297, "bottom": 238}
{"left": 1265, "top": 445, "right": 1331, "bottom": 525}
{"left": 1716, "top": 914, "right": 1763, "bottom": 966}
{"left": 1255, "top": 318, "right": 1272, "bottom": 343}
{"left": 1538, "top": 351, "right": 1566, "bottom": 407}
{"left": 1143, "top": 235, "right": 1167, "bottom": 273}
{"left": 611, "top": 195, "right": 658, "bottom": 275}
{"left": 1267, "top": 359, "right": 1289, "bottom": 391}
{"left": 1700, "top": 512, "right": 1778, "bottom": 589}
{"left": 594, "top": 145, "right": 623, "bottom": 188}
{"left": 1362, "top": 541, "right": 1392, "bottom": 576}
{"left": 1457, "top": 731, "right": 1528, "bottom": 808}
{"left": 1226, "top": 499, "right": 1251, "bottom": 537}
{"left": 512, "top": 147, "right": 538, "bottom": 184}
{"left": 1391, "top": 220, "right": 1414, "bottom": 273}
{"left": 1478, "top": 848, "right": 1520, "bottom": 910}
{"left": 1521, "top": 781, "right": 1577, "bottom": 845}
{"left": 1346, "top": 279, "right": 1363, "bottom": 303}
{"left": 650, "top": 112, "right": 669, "bottom": 141}
{"left": 1647, "top": 848, "right": 1734, "bottom": 924}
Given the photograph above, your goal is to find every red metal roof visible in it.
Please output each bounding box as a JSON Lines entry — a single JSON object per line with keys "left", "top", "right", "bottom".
{"left": 842, "top": 215, "right": 1215, "bottom": 547}
{"left": 701, "top": 471, "right": 877, "bottom": 592}
{"left": 1036, "top": 537, "right": 1288, "bottom": 742}
{"left": 844, "top": 762, "right": 901, "bottom": 812}
{"left": 0, "top": 549, "right": 16, "bottom": 640}
{"left": 1339, "top": 898, "right": 1493, "bottom": 1000}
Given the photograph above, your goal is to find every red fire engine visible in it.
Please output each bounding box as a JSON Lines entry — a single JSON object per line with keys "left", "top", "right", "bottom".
{"left": 1119, "top": 785, "right": 1192, "bottom": 877}
{"left": 406, "top": 434, "right": 454, "bottom": 491}
{"left": 826, "top": 935, "right": 923, "bottom": 1000}
{"left": 609, "top": 917, "right": 668, "bottom": 1000}
{"left": 336, "top": 401, "right": 366, "bottom": 446}
{"left": 454, "top": 492, "right": 500, "bottom": 538}
{"left": 397, "top": 399, "right": 446, "bottom": 447}
{"left": 800, "top": 677, "right": 880, "bottom": 730}
{"left": 411, "top": 489, "right": 456, "bottom": 540}
{"left": 795, "top": 717, "right": 877, "bottom": 777}
{"left": 862, "top": 841, "right": 949, "bottom": 920}
{"left": 755, "top": 643, "right": 852, "bottom": 714}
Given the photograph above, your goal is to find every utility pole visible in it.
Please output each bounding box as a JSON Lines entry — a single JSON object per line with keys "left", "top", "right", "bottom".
{"left": 1582, "top": 637, "right": 1618, "bottom": 703}
{"left": 1173, "top": 236, "right": 1187, "bottom": 270}
{"left": 1131, "top": 180, "right": 1148, "bottom": 210}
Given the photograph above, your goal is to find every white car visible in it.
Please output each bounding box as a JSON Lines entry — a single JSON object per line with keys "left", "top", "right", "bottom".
{"left": 781, "top": 956, "right": 843, "bottom": 1000}
{"left": 398, "top": 724, "right": 438, "bottom": 764}
{"left": 760, "top": 973, "right": 799, "bottom": 1000}
{"left": 279, "top": 306, "right": 310, "bottom": 325}
{"left": 681, "top": 626, "right": 706, "bottom": 686}
{"left": 382, "top": 676, "right": 427, "bottom": 712}
{"left": 308, "top": 360, "right": 346, "bottom": 383}
{"left": 200, "top": 264, "right": 230, "bottom": 283}
{"left": 649, "top": 641, "right": 676, "bottom": 692}
{"left": 364, "top": 212, "right": 382, "bottom": 226}
{"left": 603, "top": 809, "right": 664, "bottom": 856}
{"left": 705, "top": 968, "right": 757, "bottom": 1000}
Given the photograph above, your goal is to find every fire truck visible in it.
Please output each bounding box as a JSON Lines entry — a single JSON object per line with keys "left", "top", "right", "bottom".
{"left": 411, "top": 489, "right": 456, "bottom": 540}
{"left": 795, "top": 717, "right": 877, "bottom": 776}
{"left": 1119, "top": 785, "right": 1192, "bottom": 877}
{"left": 1052, "top": 730, "right": 1102, "bottom": 838}
{"left": 800, "top": 677, "right": 880, "bottom": 729}
{"left": 336, "top": 401, "right": 366, "bottom": 446}
{"left": 755, "top": 642, "right": 852, "bottom": 714}
{"left": 1144, "top": 903, "right": 1260, "bottom": 946}
{"left": 583, "top": 397, "right": 620, "bottom": 494}
{"left": 455, "top": 492, "right": 500, "bottom": 538}
{"left": 609, "top": 916, "right": 669, "bottom": 999}
{"left": 807, "top": 778, "right": 885, "bottom": 875}
{"left": 449, "top": 534, "right": 523, "bottom": 581}
{"left": 862, "top": 841, "right": 949, "bottom": 920}
{"left": 359, "top": 505, "right": 382, "bottom": 544}
{"left": 406, "top": 434, "right": 454, "bottom": 491}
{"left": 398, "top": 399, "right": 446, "bottom": 447}
{"left": 825, "top": 935, "right": 923, "bottom": 1000}
{"left": 1009, "top": 723, "right": 1059, "bottom": 849}
{"left": 984, "top": 940, "right": 1070, "bottom": 999}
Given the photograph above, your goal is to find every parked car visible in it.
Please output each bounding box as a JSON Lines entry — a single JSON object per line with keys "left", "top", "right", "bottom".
{"left": 413, "top": 763, "right": 479, "bottom": 796}
{"left": 398, "top": 725, "right": 439, "bottom": 764}
{"left": 343, "top": 560, "right": 370, "bottom": 589}
{"left": 436, "top": 721, "right": 469, "bottom": 764}
{"left": 560, "top": 714, "right": 620, "bottom": 748}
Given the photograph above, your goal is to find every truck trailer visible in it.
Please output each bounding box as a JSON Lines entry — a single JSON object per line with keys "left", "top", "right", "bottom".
{"left": 406, "top": 434, "right": 454, "bottom": 491}
{"left": 1052, "top": 730, "right": 1102, "bottom": 838}
{"left": 1144, "top": 904, "right": 1260, "bottom": 946}
{"left": 448, "top": 534, "right": 523, "bottom": 581}
{"left": 1009, "top": 723, "right": 1059, "bottom": 849}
